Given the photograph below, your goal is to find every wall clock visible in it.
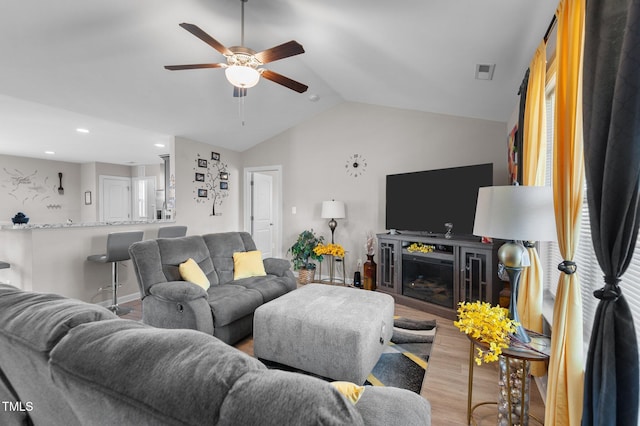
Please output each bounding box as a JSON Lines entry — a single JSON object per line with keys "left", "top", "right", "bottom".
{"left": 345, "top": 153, "right": 367, "bottom": 177}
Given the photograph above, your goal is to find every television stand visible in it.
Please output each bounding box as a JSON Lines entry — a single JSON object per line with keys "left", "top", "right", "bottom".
{"left": 376, "top": 233, "right": 502, "bottom": 320}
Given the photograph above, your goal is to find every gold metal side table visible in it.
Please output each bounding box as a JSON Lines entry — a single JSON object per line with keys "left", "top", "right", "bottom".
{"left": 317, "top": 254, "right": 346, "bottom": 285}
{"left": 466, "top": 332, "right": 550, "bottom": 426}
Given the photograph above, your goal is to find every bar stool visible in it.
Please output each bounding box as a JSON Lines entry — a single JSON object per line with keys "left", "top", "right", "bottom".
{"left": 87, "top": 231, "right": 144, "bottom": 316}
{"left": 157, "top": 226, "right": 187, "bottom": 238}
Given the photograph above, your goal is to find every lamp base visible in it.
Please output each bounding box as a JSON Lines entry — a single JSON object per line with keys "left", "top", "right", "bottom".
{"left": 504, "top": 266, "right": 531, "bottom": 343}
{"left": 328, "top": 219, "right": 337, "bottom": 244}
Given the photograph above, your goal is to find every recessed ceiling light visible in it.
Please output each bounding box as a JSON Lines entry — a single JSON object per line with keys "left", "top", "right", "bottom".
{"left": 308, "top": 94, "right": 320, "bottom": 102}
{"left": 45, "top": 151, "right": 55, "bottom": 155}
{"left": 154, "top": 143, "right": 165, "bottom": 148}
{"left": 76, "top": 128, "right": 90, "bottom": 134}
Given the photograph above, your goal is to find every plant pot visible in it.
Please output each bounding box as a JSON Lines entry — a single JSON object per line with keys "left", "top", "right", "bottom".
{"left": 297, "top": 268, "right": 316, "bottom": 285}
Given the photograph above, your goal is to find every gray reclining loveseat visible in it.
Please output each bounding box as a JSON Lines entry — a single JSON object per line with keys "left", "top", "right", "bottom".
{"left": 129, "top": 231, "right": 296, "bottom": 345}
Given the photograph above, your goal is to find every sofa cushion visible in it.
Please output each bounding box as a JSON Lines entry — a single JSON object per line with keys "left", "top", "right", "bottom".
{"left": 129, "top": 240, "right": 169, "bottom": 297}
{"left": 0, "top": 284, "right": 116, "bottom": 354}
{"left": 157, "top": 236, "right": 219, "bottom": 286}
{"left": 207, "top": 285, "right": 264, "bottom": 327}
{"left": 355, "top": 386, "right": 432, "bottom": 426}
{"left": 218, "top": 370, "right": 364, "bottom": 426}
{"left": 179, "top": 258, "right": 211, "bottom": 290}
{"left": 232, "top": 275, "right": 291, "bottom": 303}
{"left": 50, "top": 319, "right": 266, "bottom": 426}
{"left": 203, "top": 232, "right": 257, "bottom": 284}
{"left": 233, "top": 250, "right": 266, "bottom": 280}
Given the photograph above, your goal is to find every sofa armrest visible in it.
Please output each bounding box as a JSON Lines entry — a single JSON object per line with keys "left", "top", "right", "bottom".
{"left": 144, "top": 282, "right": 214, "bottom": 335}
{"left": 263, "top": 258, "right": 292, "bottom": 277}
{"left": 149, "top": 281, "right": 208, "bottom": 302}
{"left": 354, "top": 386, "right": 431, "bottom": 426}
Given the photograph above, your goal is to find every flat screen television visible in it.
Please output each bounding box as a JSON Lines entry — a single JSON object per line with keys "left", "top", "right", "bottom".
{"left": 385, "top": 163, "right": 493, "bottom": 236}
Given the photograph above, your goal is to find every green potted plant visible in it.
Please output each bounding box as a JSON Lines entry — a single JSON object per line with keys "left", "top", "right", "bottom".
{"left": 288, "top": 229, "right": 325, "bottom": 284}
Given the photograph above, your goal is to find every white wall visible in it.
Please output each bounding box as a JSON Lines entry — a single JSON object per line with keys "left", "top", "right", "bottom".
{"left": 0, "top": 154, "right": 82, "bottom": 225}
{"left": 80, "top": 162, "right": 97, "bottom": 223}
{"left": 241, "top": 102, "right": 509, "bottom": 278}
{"left": 0, "top": 155, "right": 167, "bottom": 225}
{"left": 173, "top": 136, "right": 242, "bottom": 235}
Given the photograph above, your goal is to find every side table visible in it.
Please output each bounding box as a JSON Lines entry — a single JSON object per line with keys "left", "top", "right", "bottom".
{"left": 317, "top": 254, "right": 346, "bottom": 285}
{"left": 467, "top": 332, "right": 550, "bottom": 425}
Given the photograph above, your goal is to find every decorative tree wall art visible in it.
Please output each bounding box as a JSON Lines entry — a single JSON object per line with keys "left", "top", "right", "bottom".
{"left": 192, "top": 153, "right": 229, "bottom": 216}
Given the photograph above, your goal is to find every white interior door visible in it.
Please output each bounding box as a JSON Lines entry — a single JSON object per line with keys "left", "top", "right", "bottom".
{"left": 251, "top": 172, "right": 274, "bottom": 258}
{"left": 100, "top": 176, "right": 131, "bottom": 222}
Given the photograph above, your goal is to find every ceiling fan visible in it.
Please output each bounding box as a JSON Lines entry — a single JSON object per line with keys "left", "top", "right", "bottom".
{"left": 165, "top": 0, "right": 308, "bottom": 97}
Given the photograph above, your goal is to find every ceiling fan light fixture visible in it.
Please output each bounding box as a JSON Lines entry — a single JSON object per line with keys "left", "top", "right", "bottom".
{"left": 225, "top": 65, "right": 260, "bottom": 88}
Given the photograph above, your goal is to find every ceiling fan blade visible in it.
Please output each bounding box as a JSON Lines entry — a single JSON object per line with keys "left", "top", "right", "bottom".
{"left": 261, "top": 69, "right": 308, "bottom": 93}
{"left": 179, "top": 23, "right": 233, "bottom": 56}
{"left": 233, "top": 87, "right": 248, "bottom": 98}
{"left": 164, "top": 63, "right": 225, "bottom": 71}
{"left": 254, "top": 41, "right": 305, "bottom": 64}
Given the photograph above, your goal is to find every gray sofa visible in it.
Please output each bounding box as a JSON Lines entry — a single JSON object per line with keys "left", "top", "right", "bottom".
{"left": 0, "top": 284, "right": 431, "bottom": 426}
{"left": 129, "top": 232, "right": 296, "bottom": 345}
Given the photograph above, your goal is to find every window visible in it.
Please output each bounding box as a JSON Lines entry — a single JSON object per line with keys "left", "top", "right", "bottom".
{"left": 540, "top": 76, "right": 640, "bottom": 351}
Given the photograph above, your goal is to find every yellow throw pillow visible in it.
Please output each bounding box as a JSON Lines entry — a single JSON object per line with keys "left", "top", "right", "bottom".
{"left": 179, "top": 258, "right": 210, "bottom": 290}
{"left": 330, "top": 381, "right": 365, "bottom": 405}
{"left": 233, "top": 250, "right": 267, "bottom": 280}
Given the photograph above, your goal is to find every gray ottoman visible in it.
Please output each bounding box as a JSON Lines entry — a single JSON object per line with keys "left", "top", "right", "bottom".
{"left": 253, "top": 283, "right": 394, "bottom": 384}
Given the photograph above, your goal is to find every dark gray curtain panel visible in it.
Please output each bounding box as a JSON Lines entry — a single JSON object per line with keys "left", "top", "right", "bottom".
{"left": 582, "top": 0, "right": 640, "bottom": 424}
{"left": 515, "top": 68, "right": 530, "bottom": 185}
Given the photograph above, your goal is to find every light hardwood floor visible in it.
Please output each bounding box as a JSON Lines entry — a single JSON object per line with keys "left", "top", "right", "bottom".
{"left": 121, "top": 299, "right": 545, "bottom": 425}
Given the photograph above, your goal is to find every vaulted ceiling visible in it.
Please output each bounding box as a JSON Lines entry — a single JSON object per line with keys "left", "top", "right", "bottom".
{"left": 0, "top": 0, "right": 558, "bottom": 165}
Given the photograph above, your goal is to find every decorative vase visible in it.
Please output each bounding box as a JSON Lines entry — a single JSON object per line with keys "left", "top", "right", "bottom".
{"left": 297, "top": 267, "right": 316, "bottom": 285}
{"left": 363, "top": 254, "right": 377, "bottom": 291}
{"left": 11, "top": 212, "right": 29, "bottom": 225}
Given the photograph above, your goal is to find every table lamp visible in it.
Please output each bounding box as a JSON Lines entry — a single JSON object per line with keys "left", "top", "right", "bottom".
{"left": 473, "top": 186, "right": 556, "bottom": 343}
{"left": 321, "top": 200, "right": 346, "bottom": 244}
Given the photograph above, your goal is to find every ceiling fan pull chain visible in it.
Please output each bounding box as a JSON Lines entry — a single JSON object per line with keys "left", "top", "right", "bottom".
{"left": 239, "top": 93, "right": 246, "bottom": 126}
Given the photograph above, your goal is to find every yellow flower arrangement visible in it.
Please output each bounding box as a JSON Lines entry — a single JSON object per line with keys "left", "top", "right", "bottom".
{"left": 453, "top": 301, "right": 518, "bottom": 365}
{"left": 407, "top": 242, "right": 435, "bottom": 253}
{"left": 313, "top": 243, "right": 345, "bottom": 258}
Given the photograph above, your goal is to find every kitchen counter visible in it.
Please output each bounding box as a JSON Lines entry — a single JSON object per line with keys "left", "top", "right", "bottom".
{"left": 0, "top": 220, "right": 177, "bottom": 304}
{"left": 1, "top": 219, "right": 175, "bottom": 230}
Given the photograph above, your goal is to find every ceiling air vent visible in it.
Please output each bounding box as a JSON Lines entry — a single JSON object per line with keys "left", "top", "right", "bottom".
{"left": 475, "top": 64, "right": 495, "bottom": 80}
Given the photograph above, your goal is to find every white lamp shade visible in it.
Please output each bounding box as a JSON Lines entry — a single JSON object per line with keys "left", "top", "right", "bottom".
{"left": 225, "top": 65, "right": 260, "bottom": 88}
{"left": 321, "top": 200, "right": 346, "bottom": 219}
{"left": 473, "top": 186, "right": 557, "bottom": 242}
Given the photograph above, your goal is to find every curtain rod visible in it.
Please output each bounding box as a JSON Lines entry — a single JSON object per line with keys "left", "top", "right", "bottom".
{"left": 517, "top": 13, "right": 557, "bottom": 95}
{"left": 543, "top": 14, "right": 557, "bottom": 42}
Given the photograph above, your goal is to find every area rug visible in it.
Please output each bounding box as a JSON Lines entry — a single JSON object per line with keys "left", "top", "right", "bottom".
{"left": 364, "top": 317, "right": 437, "bottom": 394}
